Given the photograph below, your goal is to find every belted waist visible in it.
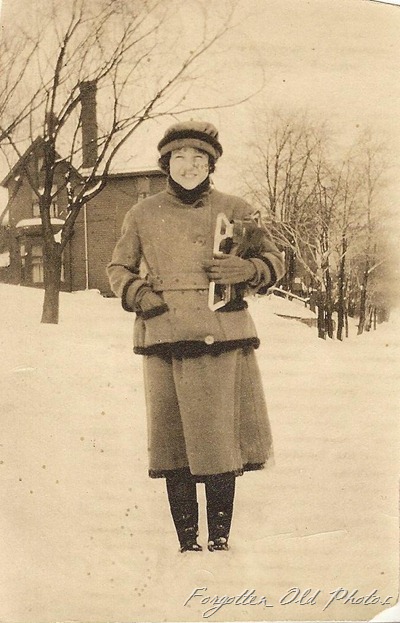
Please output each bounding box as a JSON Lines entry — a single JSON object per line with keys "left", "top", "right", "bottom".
{"left": 149, "top": 272, "right": 210, "bottom": 292}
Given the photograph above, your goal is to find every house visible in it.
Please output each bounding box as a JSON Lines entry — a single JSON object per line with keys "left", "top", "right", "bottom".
{"left": 0, "top": 80, "right": 167, "bottom": 295}
{"left": 68, "top": 168, "right": 165, "bottom": 294}
{"left": 0, "top": 143, "right": 166, "bottom": 296}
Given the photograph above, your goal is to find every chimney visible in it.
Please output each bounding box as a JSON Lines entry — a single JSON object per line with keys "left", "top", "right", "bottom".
{"left": 80, "top": 81, "right": 98, "bottom": 169}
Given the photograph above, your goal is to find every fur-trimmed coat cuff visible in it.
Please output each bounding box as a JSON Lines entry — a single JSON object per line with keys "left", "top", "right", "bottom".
{"left": 247, "top": 256, "right": 278, "bottom": 294}
{"left": 121, "top": 278, "right": 148, "bottom": 312}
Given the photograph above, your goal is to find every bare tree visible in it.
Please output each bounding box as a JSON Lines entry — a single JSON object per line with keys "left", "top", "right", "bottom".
{"left": 328, "top": 154, "right": 364, "bottom": 340}
{"left": 241, "top": 110, "right": 326, "bottom": 293}
{"left": 0, "top": 33, "right": 40, "bottom": 144}
{"left": 0, "top": 22, "right": 48, "bottom": 265}
{"left": 353, "top": 135, "right": 388, "bottom": 335}
{"left": 241, "top": 110, "right": 338, "bottom": 338}
{"left": 2, "top": 0, "right": 255, "bottom": 324}
{"left": 239, "top": 110, "right": 394, "bottom": 339}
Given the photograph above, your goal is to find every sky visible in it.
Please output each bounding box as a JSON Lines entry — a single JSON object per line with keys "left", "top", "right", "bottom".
{"left": 202, "top": 0, "right": 400, "bottom": 195}
{"left": 0, "top": 0, "right": 399, "bottom": 201}
{"left": 95, "top": 0, "right": 400, "bottom": 190}
{"left": 371, "top": 0, "right": 400, "bottom": 5}
{"left": 2, "top": 0, "right": 400, "bottom": 153}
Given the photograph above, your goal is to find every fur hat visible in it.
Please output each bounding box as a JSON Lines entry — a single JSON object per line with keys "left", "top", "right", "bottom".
{"left": 157, "top": 120, "right": 223, "bottom": 160}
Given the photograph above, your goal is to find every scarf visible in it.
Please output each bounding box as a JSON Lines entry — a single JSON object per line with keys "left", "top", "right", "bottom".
{"left": 168, "top": 175, "right": 210, "bottom": 205}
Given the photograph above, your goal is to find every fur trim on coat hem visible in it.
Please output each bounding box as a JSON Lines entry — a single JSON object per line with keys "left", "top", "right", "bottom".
{"left": 133, "top": 337, "right": 260, "bottom": 358}
{"left": 148, "top": 462, "right": 266, "bottom": 481}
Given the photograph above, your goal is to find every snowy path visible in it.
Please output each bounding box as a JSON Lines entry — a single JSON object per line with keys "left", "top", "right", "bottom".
{"left": 0, "top": 285, "right": 398, "bottom": 622}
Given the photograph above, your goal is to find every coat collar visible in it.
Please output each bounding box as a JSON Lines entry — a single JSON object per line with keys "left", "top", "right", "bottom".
{"left": 166, "top": 177, "right": 212, "bottom": 208}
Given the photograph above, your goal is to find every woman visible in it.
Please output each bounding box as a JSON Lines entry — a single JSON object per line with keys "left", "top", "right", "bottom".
{"left": 107, "top": 120, "right": 285, "bottom": 552}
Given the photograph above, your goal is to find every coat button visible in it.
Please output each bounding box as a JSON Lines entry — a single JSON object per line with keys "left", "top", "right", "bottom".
{"left": 204, "top": 335, "right": 215, "bottom": 345}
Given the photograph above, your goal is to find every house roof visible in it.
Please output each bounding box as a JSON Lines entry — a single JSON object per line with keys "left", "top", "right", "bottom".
{"left": 0, "top": 137, "right": 72, "bottom": 188}
{"left": 1, "top": 137, "right": 46, "bottom": 187}
{"left": 1, "top": 137, "right": 165, "bottom": 189}
{"left": 104, "top": 168, "right": 165, "bottom": 180}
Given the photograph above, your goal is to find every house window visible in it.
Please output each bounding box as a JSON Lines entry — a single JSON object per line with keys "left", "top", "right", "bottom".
{"left": 50, "top": 201, "right": 58, "bottom": 218}
{"left": 29, "top": 244, "right": 65, "bottom": 284}
{"left": 20, "top": 243, "right": 27, "bottom": 280}
{"left": 31, "top": 244, "right": 44, "bottom": 283}
{"left": 61, "top": 253, "right": 65, "bottom": 283}
{"left": 32, "top": 186, "right": 59, "bottom": 218}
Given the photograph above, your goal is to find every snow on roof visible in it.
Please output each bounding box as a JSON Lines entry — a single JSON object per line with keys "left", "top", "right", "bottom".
{"left": 15, "top": 217, "right": 65, "bottom": 228}
{"left": 108, "top": 165, "right": 163, "bottom": 175}
{"left": 0, "top": 188, "right": 8, "bottom": 226}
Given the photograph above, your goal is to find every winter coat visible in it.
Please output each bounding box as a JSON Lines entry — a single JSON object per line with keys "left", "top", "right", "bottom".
{"left": 107, "top": 184, "right": 285, "bottom": 356}
{"left": 143, "top": 346, "right": 274, "bottom": 478}
{"left": 107, "top": 183, "right": 285, "bottom": 477}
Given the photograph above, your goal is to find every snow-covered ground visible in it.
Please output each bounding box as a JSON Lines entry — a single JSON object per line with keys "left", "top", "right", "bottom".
{"left": 0, "top": 284, "right": 399, "bottom": 623}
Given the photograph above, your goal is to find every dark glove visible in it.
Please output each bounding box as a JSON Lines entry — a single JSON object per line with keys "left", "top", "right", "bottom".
{"left": 135, "top": 286, "right": 169, "bottom": 319}
{"left": 202, "top": 254, "right": 257, "bottom": 285}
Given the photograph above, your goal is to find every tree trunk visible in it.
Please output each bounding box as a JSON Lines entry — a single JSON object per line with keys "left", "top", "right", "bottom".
{"left": 316, "top": 290, "right": 326, "bottom": 339}
{"left": 358, "top": 290, "right": 366, "bottom": 335}
{"left": 41, "top": 244, "right": 62, "bottom": 324}
{"left": 336, "top": 236, "right": 347, "bottom": 341}
{"left": 365, "top": 306, "right": 374, "bottom": 332}
{"left": 357, "top": 266, "right": 369, "bottom": 336}
{"left": 283, "top": 246, "right": 296, "bottom": 291}
{"left": 337, "top": 301, "right": 344, "bottom": 341}
{"left": 324, "top": 268, "right": 334, "bottom": 339}
{"left": 325, "top": 308, "right": 334, "bottom": 339}
{"left": 309, "top": 289, "right": 317, "bottom": 313}
{"left": 357, "top": 252, "right": 371, "bottom": 336}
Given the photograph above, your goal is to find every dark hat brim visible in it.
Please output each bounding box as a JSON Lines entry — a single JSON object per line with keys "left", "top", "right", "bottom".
{"left": 158, "top": 128, "right": 223, "bottom": 159}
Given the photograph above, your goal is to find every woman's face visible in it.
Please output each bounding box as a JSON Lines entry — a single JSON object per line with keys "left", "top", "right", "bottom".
{"left": 169, "top": 147, "right": 209, "bottom": 190}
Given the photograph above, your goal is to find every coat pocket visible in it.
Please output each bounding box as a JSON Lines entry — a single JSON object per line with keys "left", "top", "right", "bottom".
{"left": 133, "top": 310, "right": 174, "bottom": 350}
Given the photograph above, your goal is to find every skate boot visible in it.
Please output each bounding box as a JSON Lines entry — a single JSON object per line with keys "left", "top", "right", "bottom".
{"left": 207, "top": 510, "right": 231, "bottom": 551}
{"left": 205, "top": 473, "right": 235, "bottom": 552}
{"left": 175, "top": 507, "right": 203, "bottom": 553}
{"left": 166, "top": 470, "right": 203, "bottom": 553}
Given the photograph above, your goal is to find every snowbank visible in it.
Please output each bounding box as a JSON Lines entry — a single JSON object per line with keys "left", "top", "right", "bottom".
{"left": 0, "top": 284, "right": 398, "bottom": 623}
